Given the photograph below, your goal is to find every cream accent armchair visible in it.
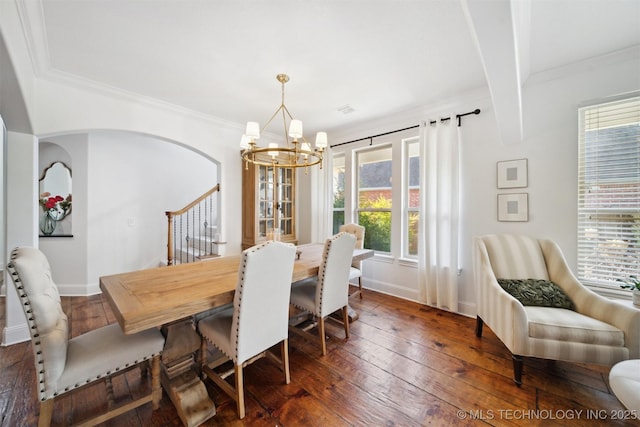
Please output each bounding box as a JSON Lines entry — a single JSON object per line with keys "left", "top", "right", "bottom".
{"left": 339, "top": 223, "right": 366, "bottom": 298}
{"left": 7, "top": 247, "right": 165, "bottom": 426}
{"left": 474, "top": 234, "right": 640, "bottom": 385}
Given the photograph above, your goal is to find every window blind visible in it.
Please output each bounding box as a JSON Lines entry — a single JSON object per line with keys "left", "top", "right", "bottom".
{"left": 577, "top": 95, "right": 640, "bottom": 291}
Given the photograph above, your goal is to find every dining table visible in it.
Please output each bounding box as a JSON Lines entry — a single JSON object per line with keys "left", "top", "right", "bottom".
{"left": 99, "top": 242, "right": 373, "bottom": 427}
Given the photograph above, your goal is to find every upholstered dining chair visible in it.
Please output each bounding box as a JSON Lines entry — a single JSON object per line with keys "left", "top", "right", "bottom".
{"left": 339, "top": 223, "right": 366, "bottom": 299}
{"left": 289, "top": 232, "right": 357, "bottom": 356}
{"left": 474, "top": 234, "right": 640, "bottom": 385}
{"left": 7, "top": 247, "right": 165, "bottom": 427}
{"left": 197, "top": 240, "right": 296, "bottom": 419}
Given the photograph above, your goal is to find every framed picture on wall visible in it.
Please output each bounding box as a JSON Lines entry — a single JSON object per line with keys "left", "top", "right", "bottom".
{"left": 498, "top": 193, "right": 528, "bottom": 222}
{"left": 497, "top": 158, "right": 528, "bottom": 188}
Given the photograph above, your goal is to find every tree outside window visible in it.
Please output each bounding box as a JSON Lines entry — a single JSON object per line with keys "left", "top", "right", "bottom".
{"left": 405, "top": 138, "right": 420, "bottom": 258}
{"left": 357, "top": 146, "right": 392, "bottom": 253}
{"left": 332, "top": 154, "right": 345, "bottom": 234}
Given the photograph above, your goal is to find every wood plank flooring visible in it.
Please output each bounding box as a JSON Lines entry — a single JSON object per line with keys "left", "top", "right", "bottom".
{"left": 0, "top": 289, "right": 636, "bottom": 426}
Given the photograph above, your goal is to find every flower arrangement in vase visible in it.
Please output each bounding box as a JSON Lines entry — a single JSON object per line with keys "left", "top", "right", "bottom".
{"left": 39, "top": 192, "right": 72, "bottom": 235}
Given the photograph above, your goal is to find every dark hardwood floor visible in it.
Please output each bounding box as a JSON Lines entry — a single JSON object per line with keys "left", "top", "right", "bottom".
{"left": 0, "top": 289, "right": 636, "bottom": 426}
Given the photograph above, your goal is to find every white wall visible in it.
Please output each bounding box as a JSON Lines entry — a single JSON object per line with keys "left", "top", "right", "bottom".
{"left": 38, "top": 135, "right": 87, "bottom": 293}
{"left": 3, "top": 131, "right": 38, "bottom": 345}
{"left": 319, "top": 51, "right": 640, "bottom": 317}
{"left": 37, "top": 131, "right": 220, "bottom": 295}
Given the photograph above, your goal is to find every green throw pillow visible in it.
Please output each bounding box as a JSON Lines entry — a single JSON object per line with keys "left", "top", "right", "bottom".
{"left": 496, "top": 278, "right": 574, "bottom": 310}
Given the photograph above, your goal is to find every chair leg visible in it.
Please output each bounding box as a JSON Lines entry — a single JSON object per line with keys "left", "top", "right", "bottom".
{"left": 38, "top": 399, "right": 54, "bottom": 427}
{"left": 475, "top": 316, "right": 484, "bottom": 337}
{"left": 281, "top": 339, "right": 291, "bottom": 384}
{"left": 235, "top": 364, "right": 245, "bottom": 419}
{"left": 319, "top": 317, "right": 327, "bottom": 356}
{"left": 512, "top": 355, "right": 523, "bottom": 386}
{"left": 151, "top": 355, "right": 162, "bottom": 409}
{"left": 358, "top": 276, "right": 363, "bottom": 299}
{"left": 342, "top": 306, "right": 350, "bottom": 339}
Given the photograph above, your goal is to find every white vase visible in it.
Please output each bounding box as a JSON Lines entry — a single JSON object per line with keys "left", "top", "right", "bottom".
{"left": 633, "top": 289, "right": 640, "bottom": 307}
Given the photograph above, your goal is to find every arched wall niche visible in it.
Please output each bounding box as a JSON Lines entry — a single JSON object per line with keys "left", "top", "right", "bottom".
{"left": 38, "top": 142, "right": 73, "bottom": 236}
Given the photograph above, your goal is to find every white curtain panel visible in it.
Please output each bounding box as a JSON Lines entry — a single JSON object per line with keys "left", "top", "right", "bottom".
{"left": 418, "top": 119, "right": 460, "bottom": 311}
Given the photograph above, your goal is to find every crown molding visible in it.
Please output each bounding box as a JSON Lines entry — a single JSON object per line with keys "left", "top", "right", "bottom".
{"left": 41, "top": 67, "right": 244, "bottom": 129}
{"left": 14, "top": 0, "right": 243, "bottom": 131}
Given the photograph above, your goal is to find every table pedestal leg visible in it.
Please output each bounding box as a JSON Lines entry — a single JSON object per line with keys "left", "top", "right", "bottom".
{"left": 347, "top": 304, "right": 359, "bottom": 322}
{"left": 161, "top": 319, "right": 216, "bottom": 427}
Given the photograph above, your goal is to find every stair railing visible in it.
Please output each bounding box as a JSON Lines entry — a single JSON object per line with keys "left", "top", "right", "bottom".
{"left": 166, "top": 184, "right": 220, "bottom": 266}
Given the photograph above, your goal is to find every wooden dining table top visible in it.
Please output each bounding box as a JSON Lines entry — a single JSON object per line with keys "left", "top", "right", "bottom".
{"left": 99, "top": 243, "right": 373, "bottom": 335}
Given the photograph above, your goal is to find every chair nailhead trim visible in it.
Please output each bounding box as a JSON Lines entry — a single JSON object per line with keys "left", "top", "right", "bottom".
{"left": 9, "top": 247, "right": 165, "bottom": 403}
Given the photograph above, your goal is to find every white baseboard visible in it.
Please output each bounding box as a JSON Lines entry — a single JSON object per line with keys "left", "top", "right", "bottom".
{"left": 56, "top": 282, "right": 102, "bottom": 296}
{"left": 364, "top": 278, "right": 477, "bottom": 319}
{"left": 365, "top": 278, "right": 421, "bottom": 302}
{"left": 2, "top": 323, "right": 30, "bottom": 346}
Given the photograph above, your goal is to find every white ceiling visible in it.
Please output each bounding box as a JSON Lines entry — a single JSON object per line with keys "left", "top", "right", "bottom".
{"left": 18, "top": 0, "right": 640, "bottom": 136}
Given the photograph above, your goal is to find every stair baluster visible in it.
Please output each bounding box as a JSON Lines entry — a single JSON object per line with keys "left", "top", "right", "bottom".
{"left": 166, "top": 184, "right": 222, "bottom": 266}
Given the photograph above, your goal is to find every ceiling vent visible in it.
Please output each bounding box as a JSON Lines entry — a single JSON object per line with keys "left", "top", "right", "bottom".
{"left": 337, "top": 105, "right": 355, "bottom": 115}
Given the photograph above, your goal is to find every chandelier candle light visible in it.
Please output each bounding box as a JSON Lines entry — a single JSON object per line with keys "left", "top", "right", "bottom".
{"left": 240, "top": 74, "right": 327, "bottom": 172}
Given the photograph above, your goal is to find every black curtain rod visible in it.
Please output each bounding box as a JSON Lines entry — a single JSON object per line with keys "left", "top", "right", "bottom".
{"left": 330, "top": 125, "right": 419, "bottom": 148}
{"left": 331, "top": 108, "right": 481, "bottom": 148}
{"left": 428, "top": 108, "right": 482, "bottom": 126}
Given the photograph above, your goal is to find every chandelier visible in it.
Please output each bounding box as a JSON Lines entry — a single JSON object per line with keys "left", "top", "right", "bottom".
{"left": 240, "top": 74, "right": 327, "bottom": 171}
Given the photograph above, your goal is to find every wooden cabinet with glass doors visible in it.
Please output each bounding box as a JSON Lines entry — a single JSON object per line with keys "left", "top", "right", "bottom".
{"left": 242, "top": 163, "right": 296, "bottom": 250}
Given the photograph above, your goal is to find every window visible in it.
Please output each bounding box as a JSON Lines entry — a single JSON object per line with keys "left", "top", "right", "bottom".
{"left": 405, "top": 138, "right": 420, "bottom": 258}
{"left": 357, "top": 145, "right": 392, "bottom": 253}
{"left": 331, "top": 128, "right": 419, "bottom": 258}
{"left": 332, "top": 154, "right": 345, "bottom": 234}
{"left": 577, "top": 95, "right": 640, "bottom": 292}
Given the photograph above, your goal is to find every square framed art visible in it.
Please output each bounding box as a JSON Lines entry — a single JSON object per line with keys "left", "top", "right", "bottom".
{"left": 497, "top": 159, "right": 528, "bottom": 189}
{"left": 498, "top": 193, "right": 528, "bottom": 222}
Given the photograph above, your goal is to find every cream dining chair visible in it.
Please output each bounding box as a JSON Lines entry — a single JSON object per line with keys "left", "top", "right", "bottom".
{"left": 339, "top": 223, "right": 366, "bottom": 299}
{"left": 197, "top": 240, "right": 296, "bottom": 419}
{"left": 7, "top": 247, "right": 165, "bottom": 427}
{"left": 289, "top": 232, "right": 357, "bottom": 356}
{"left": 474, "top": 234, "right": 640, "bottom": 385}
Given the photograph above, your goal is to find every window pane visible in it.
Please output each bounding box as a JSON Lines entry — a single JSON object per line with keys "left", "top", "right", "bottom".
{"left": 407, "top": 140, "right": 420, "bottom": 208}
{"left": 359, "top": 211, "right": 391, "bottom": 252}
{"left": 358, "top": 146, "right": 392, "bottom": 209}
{"left": 332, "top": 211, "right": 344, "bottom": 235}
{"left": 333, "top": 154, "right": 345, "bottom": 209}
{"left": 407, "top": 211, "right": 419, "bottom": 256}
{"left": 578, "top": 96, "right": 640, "bottom": 289}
